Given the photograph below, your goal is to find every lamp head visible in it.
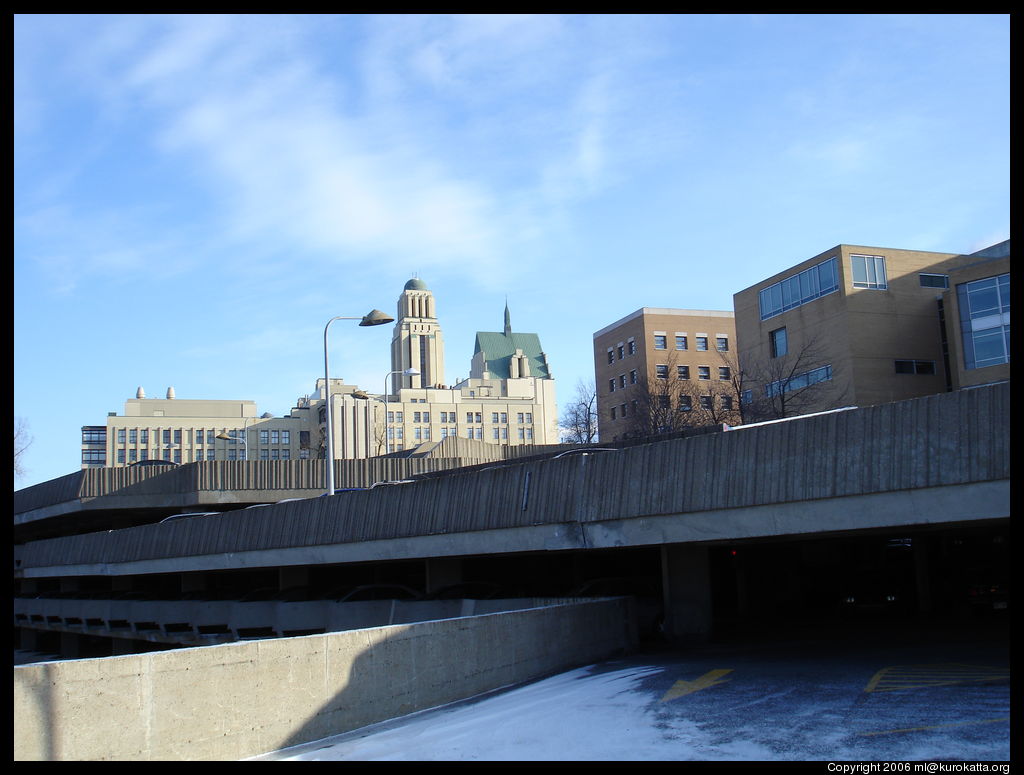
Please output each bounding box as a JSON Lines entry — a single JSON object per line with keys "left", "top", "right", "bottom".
{"left": 359, "top": 309, "right": 394, "bottom": 326}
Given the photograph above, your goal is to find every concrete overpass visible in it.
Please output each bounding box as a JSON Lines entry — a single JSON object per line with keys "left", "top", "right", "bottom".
{"left": 14, "top": 383, "right": 1009, "bottom": 646}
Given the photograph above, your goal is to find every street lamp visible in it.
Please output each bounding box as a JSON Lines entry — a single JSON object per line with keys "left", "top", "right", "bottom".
{"left": 216, "top": 416, "right": 251, "bottom": 460}
{"left": 323, "top": 310, "right": 394, "bottom": 496}
{"left": 384, "top": 368, "right": 419, "bottom": 454}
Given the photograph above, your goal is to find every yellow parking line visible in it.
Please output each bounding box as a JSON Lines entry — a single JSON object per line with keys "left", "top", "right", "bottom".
{"left": 661, "top": 669, "right": 733, "bottom": 702}
{"left": 865, "top": 663, "right": 1010, "bottom": 693}
{"left": 860, "top": 717, "right": 1010, "bottom": 737}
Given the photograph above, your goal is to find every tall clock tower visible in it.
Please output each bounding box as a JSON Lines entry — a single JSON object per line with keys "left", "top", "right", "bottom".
{"left": 390, "top": 277, "right": 446, "bottom": 393}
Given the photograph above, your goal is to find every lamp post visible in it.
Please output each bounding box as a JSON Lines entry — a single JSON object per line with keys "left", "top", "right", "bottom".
{"left": 216, "top": 416, "right": 250, "bottom": 460}
{"left": 383, "top": 368, "right": 419, "bottom": 454}
{"left": 323, "top": 310, "right": 394, "bottom": 496}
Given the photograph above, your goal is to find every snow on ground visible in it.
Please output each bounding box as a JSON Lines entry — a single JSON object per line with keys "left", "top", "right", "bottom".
{"left": 263, "top": 662, "right": 775, "bottom": 762}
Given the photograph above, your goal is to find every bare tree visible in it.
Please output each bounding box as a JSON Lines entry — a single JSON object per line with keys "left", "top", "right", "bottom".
{"left": 559, "top": 379, "right": 599, "bottom": 444}
{"left": 620, "top": 350, "right": 742, "bottom": 439}
{"left": 739, "top": 333, "right": 849, "bottom": 422}
{"left": 14, "top": 417, "right": 33, "bottom": 481}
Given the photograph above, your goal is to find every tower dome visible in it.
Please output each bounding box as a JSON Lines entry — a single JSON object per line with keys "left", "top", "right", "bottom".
{"left": 404, "top": 277, "right": 428, "bottom": 291}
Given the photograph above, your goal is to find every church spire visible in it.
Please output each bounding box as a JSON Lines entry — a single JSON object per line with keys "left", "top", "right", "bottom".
{"left": 504, "top": 299, "right": 512, "bottom": 337}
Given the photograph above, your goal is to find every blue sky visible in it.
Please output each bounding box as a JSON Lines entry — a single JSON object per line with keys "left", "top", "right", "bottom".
{"left": 14, "top": 14, "right": 1009, "bottom": 489}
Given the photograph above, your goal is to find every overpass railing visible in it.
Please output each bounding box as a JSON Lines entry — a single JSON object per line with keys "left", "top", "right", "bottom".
{"left": 16, "top": 383, "right": 1009, "bottom": 572}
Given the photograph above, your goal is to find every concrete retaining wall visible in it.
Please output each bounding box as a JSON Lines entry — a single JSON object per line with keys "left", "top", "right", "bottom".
{"left": 14, "top": 597, "right": 635, "bottom": 761}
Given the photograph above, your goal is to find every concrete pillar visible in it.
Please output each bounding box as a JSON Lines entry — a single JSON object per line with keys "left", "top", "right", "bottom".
{"left": 424, "top": 559, "right": 463, "bottom": 594}
{"left": 661, "top": 545, "right": 713, "bottom": 644}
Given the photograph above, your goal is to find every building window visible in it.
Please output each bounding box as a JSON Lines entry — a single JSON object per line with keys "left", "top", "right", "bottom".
{"left": 678, "top": 365, "right": 690, "bottom": 380}
{"left": 719, "top": 366, "right": 731, "bottom": 380}
{"left": 260, "top": 449, "right": 270, "bottom": 460}
{"left": 759, "top": 257, "right": 839, "bottom": 320}
{"left": 141, "top": 430, "right": 150, "bottom": 444}
{"left": 698, "top": 366, "right": 710, "bottom": 380}
{"left": 659, "top": 396, "right": 670, "bottom": 409}
{"left": 281, "top": 430, "right": 290, "bottom": 444}
{"left": 611, "top": 407, "right": 617, "bottom": 420}
{"left": 765, "top": 364, "right": 833, "bottom": 398}
{"left": 174, "top": 429, "right": 182, "bottom": 444}
{"left": 722, "top": 395, "right": 733, "bottom": 411}
{"left": 958, "top": 273, "right": 1010, "bottom": 369}
{"left": 207, "top": 430, "right": 215, "bottom": 445}
{"left": 162, "top": 429, "right": 171, "bottom": 444}
{"left": 260, "top": 430, "right": 269, "bottom": 444}
{"left": 271, "top": 429, "right": 280, "bottom": 444}
{"left": 117, "top": 429, "right": 126, "bottom": 444}
{"left": 895, "top": 360, "right": 936, "bottom": 375}
{"left": 130, "top": 429, "right": 138, "bottom": 444}
{"left": 699, "top": 395, "right": 713, "bottom": 410}
{"left": 770, "top": 327, "right": 788, "bottom": 358}
{"left": 675, "top": 335, "right": 688, "bottom": 351}
{"left": 82, "top": 450, "right": 106, "bottom": 464}
{"left": 716, "top": 336, "right": 729, "bottom": 352}
{"left": 654, "top": 334, "right": 667, "bottom": 350}
{"left": 607, "top": 349, "right": 614, "bottom": 364}
{"left": 609, "top": 379, "right": 616, "bottom": 393}
{"left": 656, "top": 365, "right": 668, "bottom": 379}
{"left": 117, "top": 449, "right": 126, "bottom": 463}
{"left": 617, "top": 345, "right": 624, "bottom": 360}
{"left": 920, "top": 273, "right": 949, "bottom": 289}
{"left": 628, "top": 339, "right": 636, "bottom": 355}
{"left": 851, "top": 254, "right": 888, "bottom": 290}
{"left": 696, "top": 336, "right": 708, "bottom": 351}
{"left": 619, "top": 375, "right": 626, "bottom": 389}
{"left": 82, "top": 428, "right": 106, "bottom": 444}
{"left": 630, "top": 369, "right": 638, "bottom": 384}
{"left": 679, "top": 396, "right": 692, "bottom": 411}
{"left": 129, "top": 449, "right": 137, "bottom": 463}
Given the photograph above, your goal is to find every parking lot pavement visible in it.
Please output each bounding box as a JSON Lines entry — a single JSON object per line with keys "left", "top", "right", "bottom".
{"left": 262, "top": 619, "right": 1009, "bottom": 762}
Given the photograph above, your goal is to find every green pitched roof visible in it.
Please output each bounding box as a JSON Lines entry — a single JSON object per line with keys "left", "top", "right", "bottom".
{"left": 473, "top": 330, "right": 551, "bottom": 380}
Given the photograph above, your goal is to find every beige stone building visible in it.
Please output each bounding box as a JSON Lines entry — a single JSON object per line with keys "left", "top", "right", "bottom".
{"left": 326, "top": 279, "right": 559, "bottom": 457}
{"left": 940, "top": 241, "right": 1010, "bottom": 391}
{"left": 83, "top": 387, "right": 314, "bottom": 468}
{"left": 83, "top": 278, "right": 559, "bottom": 469}
{"left": 732, "top": 241, "right": 1010, "bottom": 419}
{"left": 593, "top": 308, "right": 738, "bottom": 441}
